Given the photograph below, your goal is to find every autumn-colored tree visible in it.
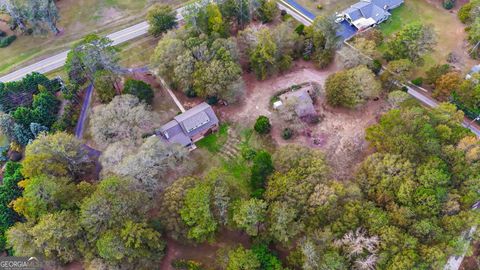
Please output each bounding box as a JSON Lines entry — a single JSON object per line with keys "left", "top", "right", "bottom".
{"left": 432, "top": 72, "right": 462, "bottom": 101}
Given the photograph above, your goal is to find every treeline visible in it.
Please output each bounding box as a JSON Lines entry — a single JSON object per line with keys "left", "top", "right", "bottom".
{"left": 151, "top": 0, "right": 339, "bottom": 104}
{"left": 0, "top": 72, "right": 80, "bottom": 148}
{"left": 458, "top": 0, "right": 480, "bottom": 58}
{"left": 157, "top": 102, "right": 479, "bottom": 269}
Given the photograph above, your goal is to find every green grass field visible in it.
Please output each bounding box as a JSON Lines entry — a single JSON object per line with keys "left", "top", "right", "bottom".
{"left": 378, "top": 0, "right": 476, "bottom": 74}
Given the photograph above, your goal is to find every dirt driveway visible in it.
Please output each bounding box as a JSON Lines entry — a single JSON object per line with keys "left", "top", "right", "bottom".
{"left": 218, "top": 60, "right": 340, "bottom": 125}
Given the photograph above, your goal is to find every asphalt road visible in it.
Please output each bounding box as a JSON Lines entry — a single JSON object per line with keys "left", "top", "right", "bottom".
{"left": 0, "top": 8, "right": 184, "bottom": 83}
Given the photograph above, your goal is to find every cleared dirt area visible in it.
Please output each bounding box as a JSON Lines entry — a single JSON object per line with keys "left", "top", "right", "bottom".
{"left": 216, "top": 60, "right": 388, "bottom": 179}
{"left": 160, "top": 230, "right": 251, "bottom": 270}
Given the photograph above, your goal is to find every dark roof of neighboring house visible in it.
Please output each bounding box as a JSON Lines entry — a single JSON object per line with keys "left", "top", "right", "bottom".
{"left": 157, "top": 102, "right": 219, "bottom": 146}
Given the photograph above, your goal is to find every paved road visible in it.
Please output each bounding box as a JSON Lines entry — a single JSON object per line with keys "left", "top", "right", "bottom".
{"left": 0, "top": 8, "right": 185, "bottom": 83}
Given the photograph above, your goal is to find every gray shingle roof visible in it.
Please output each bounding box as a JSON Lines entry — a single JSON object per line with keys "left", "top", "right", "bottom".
{"left": 343, "top": 0, "right": 402, "bottom": 24}
{"left": 157, "top": 102, "right": 219, "bottom": 147}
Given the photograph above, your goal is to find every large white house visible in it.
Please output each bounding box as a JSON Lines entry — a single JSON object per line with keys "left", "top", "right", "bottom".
{"left": 340, "top": 0, "right": 404, "bottom": 30}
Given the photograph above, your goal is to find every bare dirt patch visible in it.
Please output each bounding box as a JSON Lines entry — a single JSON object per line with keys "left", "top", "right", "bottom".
{"left": 216, "top": 60, "right": 388, "bottom": 179}
{"left": 281, "top": 98, "right": 388, "bottom": 180}
{"left": 160, "top": 229, "right": 251, "bottom": 270}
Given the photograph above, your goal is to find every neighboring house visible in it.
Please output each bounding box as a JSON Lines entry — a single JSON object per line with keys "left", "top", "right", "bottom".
{"left": 340, "top": 0, "right": 404, "bottom": 30}
{"left": 466, "top": 65, "right": 480, "bottom": 80}
{"left": 157, "top": 102, "right": 219, "bottom": 149}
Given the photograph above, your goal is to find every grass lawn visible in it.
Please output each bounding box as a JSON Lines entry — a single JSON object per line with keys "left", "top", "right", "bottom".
{"left": 378, "top": 0, "right": 476, "bottom": 74}
{"left": 0, "top": 0, "right": 187, "bottom": 75}
{"left": 196, "top": 124, "right": 229, "bottom": 153}
{"left": 118, "top": 35, "right": 159, "bottom": 68}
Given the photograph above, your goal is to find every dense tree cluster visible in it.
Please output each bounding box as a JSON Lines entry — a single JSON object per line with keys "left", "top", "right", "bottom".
{"left": 100, "top": 136, "right": 190, "bottom": 194}
{"left": 325, "top": 65, "right": 381, "bottom": 108}
{"left": 65, "top": 34, "right": 120, "bottom": 85}
{"left": 146, "top": 4, "right": 178, "bottom": 37}
{"left": 6, "top": 132, "right": 166, "bottom": 268}
{"left": 152, "top": 30, "right": 245, "bottom": 103}
{"left": 239, "top": 21, "right": 301, "bottom": 79}
{"left": 458, "top": 0, "right": 480, "bottom": 58}
{"left": 0, "top": 162, "right": 23, "bottom": 251}
{"left": 383, "top": 23, "right": 436, "bottom": 64}
{"left": 0, "top": 72, "right": 61, "bottom": 146}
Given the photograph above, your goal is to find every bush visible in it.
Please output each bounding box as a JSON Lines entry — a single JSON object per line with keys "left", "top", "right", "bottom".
{"left": 411, "top": 77, "right": 423, "bottom": 86}
{"left": 295, "top": 24, "right": 305, "bottom": 35}
{"left": 443, "top": 0, "right": 454, "bottom": 10}
{"left": 254, "top": 116, "right": 271, "bottom": 134}
{"left": 172, "top": 260, "right": 205, "bottom": 270}
{"left": 123, "top": 79, "right": 154, "bottom": 104}
{"left": 185, "top": 87, "right": 197, "bottom": 98}
{"left": 0, "top": 31, "right": 6, "bottom": 37}
{"left": 282, "top": 128, "right": 293, "bottom": 140}
{"left": 241, "top": 146, "right": 257, "bottom": 161}
{"left": 370, "top": 59, "right": 382, "bottom": 75}
{"left": 0, "top": 35, "right": 16, "bottom": 48}
{"left": 458, "top": 2, "right": 472, "bottom": 23}
{"left": 316, "top": 4, "right": 323, "bottom": 9}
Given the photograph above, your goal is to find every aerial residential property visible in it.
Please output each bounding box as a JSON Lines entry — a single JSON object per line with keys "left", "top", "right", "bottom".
{"left": 0, "top": 0, "right": 479, "bottom": 269}
{"left": 340, "top": 0, "right": 404, "bottom": 30}
{"left": 157, "top": 102, "right": 219, "bottom": 149}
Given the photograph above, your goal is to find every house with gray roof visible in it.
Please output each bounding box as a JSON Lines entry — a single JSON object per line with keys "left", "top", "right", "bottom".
{"left": 341, "top": 0, "right": 404, "bottom": 30}
{"left": 157, "top": 102, "right": 219, "bottom": 149}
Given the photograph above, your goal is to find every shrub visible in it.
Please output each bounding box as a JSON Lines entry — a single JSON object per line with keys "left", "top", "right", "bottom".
{"left": 123, "top": 79, "right": 154, "bottom": 104}
{"left": 0, "top": 35, "right": 16, "bottom": 48}
{"left": 316, "top": 4, "right": 323, "bottom": 9}
{"left": 443, "top": 0, "right": 454, "bottom": 10}
{"left": 0, "top": 31, "right": 6, "bottom": 37}
{"left": 282, "top": 128, "right": 293, "bottom": 140}
{"left": 458, "top": 2, "right": 472, "bottom": 23}
{"left": 241, "top": 147, "right": 257, "bottom": 161}
{"left": 295, "top": 24, "right": 305, "bottom": 35}
{"left": 401, "top": 86, "right": 409, "bottom": 92}
{"left": 254, "top": 116, "right": 271, "bottom": 134}
{"left": 370, "top": 59, "right": 382, "bottom": 75}
{"left": 411, "top": 77, "right": 423, "bottom": 86}
{"left": 172, "top": 260, "right": 205, "bottom": 270}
